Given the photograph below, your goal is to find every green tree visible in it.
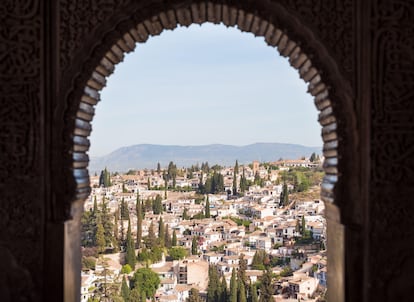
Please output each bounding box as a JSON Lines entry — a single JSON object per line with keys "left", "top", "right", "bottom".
{"left": 182, "top": 207, "right": 190, "bottom": 220}
{"left": 99, "top": 167, "right": 111, "bottom": 187}
{"left": 229, "top": 268, "right": 237, "bottom": 302}
{"left": 238, "top": 254, "right": 248, "bottom": 289}
{"left": 301, "top": 216, "right": 306, "bottom": 236}
{"left": 125, "top": 219, "right": 136, "bottom": 269}
{"left": 250, "top": 283, "right": 258, "bottom": 302}
{"left": 121, "top": 275, "right": 130, "bottom": 301}
{"left": 164, "top": 224, "right": 172, "bottom": 248}
{"left": 172, "top": 229, "right": 177, "bottom": 246}
{"left": 279, "top": 182, "right": 289, "bottom": 207}
{"left": 187, "top": 288, "right": 203, "bottom": 302}
{"left": 158, "top": 217, "right": 165, "bottom": 247}
{"left": 100, "top": 198, "right": 114, "bottom": 247}
{"left": 121, "top": 264, "right": 132, "bottom": 274}
{"left": 309, "top": 152, "right": 316, "bottom": 162}
{"left": 207, "top": 265, "right": 220, "bottom": 302}
{"left": 238, "top": 278, "right": 247, "bottom": 302}
{"left": 233, "top": 160, "right": 239, "bottom": 195}
{"left": 259, "top": 267, "right": 273, "bottom": 302}
{"left": 157, "top": 162, "right": 161, "bottom": 174}
{"left": 130, "top": 267, "right": 160, "bottom": 300}
{"left": 120, "top": 198, "right": 129, "bottom": 220}
{"left": 205, "top": 196, "right": 211, "bottom": 218}
{"left": 220, "top": 275, "right": 228, "bottom": 302}
{"left": 146, "top": 221, "right": 157, "bottom": 249}
{"left": 128, "top": 287, "right": 142, "bottom": 302}
{"left": 191, "top": 236, "right": 198, "bottom": 255}
{"left": 95, "top": 217, "right": 106, "bottom": 253}
{"left": 136, "top": 194, "right": 142, "bottom": 248}
{"left": 153, "top": 194, "right": 163, "bottom": 214}
{"left": 168, "top": 247, "right": 187, "bottom": 260}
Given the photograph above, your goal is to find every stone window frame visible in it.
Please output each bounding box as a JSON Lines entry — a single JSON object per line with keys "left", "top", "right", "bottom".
{"left": 64, "top": 2, "right": 356, "bottom": 301}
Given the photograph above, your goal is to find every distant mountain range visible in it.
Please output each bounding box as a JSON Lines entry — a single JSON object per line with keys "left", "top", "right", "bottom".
{"left": 88, "top": 143, "right": 322, "bottom": 173}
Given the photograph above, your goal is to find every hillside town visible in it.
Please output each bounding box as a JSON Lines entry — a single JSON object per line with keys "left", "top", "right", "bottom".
{"left": 81, "top": 157, "right": 327, "bottom": 302}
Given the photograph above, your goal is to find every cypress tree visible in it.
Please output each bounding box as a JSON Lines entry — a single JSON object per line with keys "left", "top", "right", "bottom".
{"left": 207, "top": 265, "right": 219, "bottom": 302}
{"left": 129, "top": 287, "right": 141, "bottom": 302}
{"left": 147, "top": 221, "right": 156, "bottom": 249}
{"left": 250, "top": 283, "right": 258, "bottom": 302}
{"left": 172, "top": 229, "right": 177, "bottom": 246}
{"left": 158, "top": 217, "right": 165, "bottom": 247}
{"left": 93, "top": 195, "right": 98, "bottom": 214}
{"left": 100, "top": 198, "right": 114, "bottom": 247}
{"left": 233, "top": 160, "right": 239, "bottom": 195}
{"left": 125, "top": 219, "right": 136, "bottom": 268}
{"left": 259, "top": 267, "right": 273, "bottom": 302}
{"left": 238, "top": 278, "right": 247, "bottom": 302}
{"left": 121, "top": 275, "right": 130, "bottom": 301}
{"left": 136, "top": 194, "right": 142, "bottom": 249}
{"left": 220, "top": 275, "right": 228, "bottom": 302}
{"left": 191, "top": 236, "right": 198, "bottom": 255}
{"left": 301, "top": 215, "right": 306, "bottom": 236}
{"left": 96, "top": 216, "right": 106, "bottom": 254}
{"left": 229, "top": 268, "right": 237, "bottom": 302}
{"left": 238, "top": 254, "right": 248, "bottom": 289}
{"left": 164, "top": 224, "right": 171, "bottom": 248}
{"left": 205, "top": 196, "right": 210, "bottom": 218}
{"left": 182, "top": 208, "right": 189, "bottom": 220}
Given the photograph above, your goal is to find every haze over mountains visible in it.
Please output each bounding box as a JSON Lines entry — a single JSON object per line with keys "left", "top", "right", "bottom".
{"left": 89, "top": 143, "right": 321, "bottom": 173}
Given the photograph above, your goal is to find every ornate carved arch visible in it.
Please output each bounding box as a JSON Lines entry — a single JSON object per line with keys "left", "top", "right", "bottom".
{"left": 59, "top": 1, "right": 356, "bottom": 301}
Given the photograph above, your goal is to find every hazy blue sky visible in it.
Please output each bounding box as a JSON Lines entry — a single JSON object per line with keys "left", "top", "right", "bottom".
{"left": 89, "top": 23, "right": 322, "bottom": 157}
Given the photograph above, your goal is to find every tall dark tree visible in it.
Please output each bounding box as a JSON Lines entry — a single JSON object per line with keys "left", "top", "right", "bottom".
{"left": 157, "top": 162, "right": 161, "bottom": 174}
{"left": 146, "top": 221, "right": 156, "bottom": 249}
{"left": 93, "top": 195, "right": 98, "bottom": 213}
{"left": 191, "top": 236, "right": 198, "bottom": 255}
{"left": 279, "top": 182, "right": 289, "bottom": 207}
{"left": 182, "top": 208, "right": 189, "bottom": 220}
{"left": 125, "top": 219, "right": 136, "bottom": 269}
{"left": 187, "top": 288, "right": 203, "bottom": 302}
{"left": 250, "top": 283, "right": 258, "bottom": 302}
{"left": 99, "top": 167, "right": 112, "bottom": 187}
{"left": 158, "top": 217, "right": 165, "bottom": 247}
{"left": 164, "top": 224, "right": 172, "bottom": 248}
{"left": 96, "top": 216, "right": 106, "bottom": 253}
{"left": 309, "top": 152, "right": 316, "bottom": 162}
{"left": 220, "top": 275, "right": 228, "bottom": 302}
{"left": 152, "top": 195, "right": 163, "bottom": 215}
{"left": 301, "top": 215, "right": 306, "bottom": 236}
{"left": 100, "top": 198, "right": 114, "bottom": 247}
{"left": 259, "top": 267, "right": 273, "bottom": 302}
{"left": 238, "top": 278, "right": 247, "bottom": 302}
{"left": 136, "top": 194, "right": 142, "bottom": 249}
{"left": 207, "top": 265, "right": 220, "bottom": 302}
{"left": 229, "top": 268, "right": 237, "bottom": 302}
{"left": 172, "top": 229, "right": 177, "bottom": 246}
{"left": 121, "top": 275, "right": 130, "bottom": 301}
{"left": 238, "top": 254, "right": 248, "bottom": 289}
{"left": 233, "top": 160, "right": 239, "bottom": 196}
{"left": 205, "top": 196, "right": 211, "bottom": 218}
{"left": 120, "top": 198, "right": 129, "bottom": 220}
{"left": 240, "top": 168, "right": 247, "bottom": 193}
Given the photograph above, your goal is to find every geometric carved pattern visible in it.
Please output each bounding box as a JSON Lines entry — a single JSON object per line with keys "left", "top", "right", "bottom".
{"left": 370, "top": 1, "right": 414, "bottom": 300}
{"left": 0, "top": 0, "right": 41, "bottom": 300}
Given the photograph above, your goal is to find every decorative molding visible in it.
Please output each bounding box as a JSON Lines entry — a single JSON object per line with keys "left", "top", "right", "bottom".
{"left": 369, "top": 0, "right": 414, "bottom": 300}
{"left": 0, "top": 0, "right": 42, "bottom": 300}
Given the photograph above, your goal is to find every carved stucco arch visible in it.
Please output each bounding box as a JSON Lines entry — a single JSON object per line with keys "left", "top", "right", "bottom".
{"left": 61, "top": 1, "right": 356, "bottom": 301}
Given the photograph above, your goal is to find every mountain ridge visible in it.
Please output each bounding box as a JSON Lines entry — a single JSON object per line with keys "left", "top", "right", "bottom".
{"left": 89, "top": 142, "right": 322, "bottom": 173}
